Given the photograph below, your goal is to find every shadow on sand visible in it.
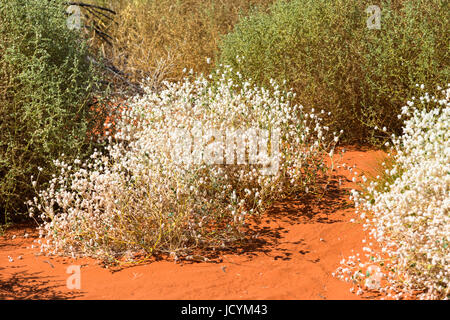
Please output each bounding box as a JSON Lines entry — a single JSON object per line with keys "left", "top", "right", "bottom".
{"left": 0, "top": 266, "right": 83, "bottom": 300}
{"left": 172, "top": 173, "right": 353, "bottom": 265}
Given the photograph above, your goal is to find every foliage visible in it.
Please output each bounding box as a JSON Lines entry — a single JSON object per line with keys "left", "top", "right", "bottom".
{"left": 0, "top": 0, "right": 107, "bottom": 222}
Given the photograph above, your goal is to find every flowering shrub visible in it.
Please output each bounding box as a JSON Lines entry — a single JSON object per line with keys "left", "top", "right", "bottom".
{"left": 336, "top": 85, "right": 450, "bottom": 300}
{"left": 28, "top": 67, "right": 339, "bottom": 263}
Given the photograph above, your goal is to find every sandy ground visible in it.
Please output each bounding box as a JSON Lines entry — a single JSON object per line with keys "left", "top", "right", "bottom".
{"left": 0, "top": 147, "right": 387, "bottom": 300}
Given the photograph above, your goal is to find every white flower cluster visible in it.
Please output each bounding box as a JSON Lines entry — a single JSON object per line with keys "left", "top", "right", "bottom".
{"left": 28, "top": 66, "right": 339, "bottom": 262}
{"left": 337, "top": 85, "right": 450, "bottom": 300}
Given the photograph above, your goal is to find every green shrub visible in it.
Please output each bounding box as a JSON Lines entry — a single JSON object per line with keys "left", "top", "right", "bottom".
{"left": 218, "top": 0, "right": 449, "bottom": 144}
{"left": 0, "top": 0, "right": 107, "bottom": 223}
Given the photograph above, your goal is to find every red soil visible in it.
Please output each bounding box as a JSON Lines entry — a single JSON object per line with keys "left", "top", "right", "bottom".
{"left": 0, "top": 147, "right": 387, "bottom": 300}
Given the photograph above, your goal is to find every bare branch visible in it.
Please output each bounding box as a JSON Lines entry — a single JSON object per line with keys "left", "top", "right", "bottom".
{"left": 66, "top": 2, "right": 116, "bottom": 15}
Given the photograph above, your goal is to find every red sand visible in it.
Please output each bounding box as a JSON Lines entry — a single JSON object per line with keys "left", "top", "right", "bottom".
{"left": 0, "top": 148, "right": 387, "bottom": 300}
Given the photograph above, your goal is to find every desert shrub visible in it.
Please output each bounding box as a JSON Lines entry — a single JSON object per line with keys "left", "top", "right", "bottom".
{"left": 29, "top": 67, "right": 340, "bottom": 263}
{"left": 218, "top": 0, "right": 449, "bottom": 144}
{"left": 89, "top": 0, "right": 273, "bottom": 87}
{"left": 0, "top": 0, "right": 107, "bottom": 223}
{"left": 336, "top": 85, "right": 449, "bottom": 300}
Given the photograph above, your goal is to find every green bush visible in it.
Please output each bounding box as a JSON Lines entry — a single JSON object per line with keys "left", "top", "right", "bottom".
{"left": 0, "top": 0, "right": 107, "bottom": 223}
{"left": 218, "top": 0, "right": 449, "bottom": 144}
